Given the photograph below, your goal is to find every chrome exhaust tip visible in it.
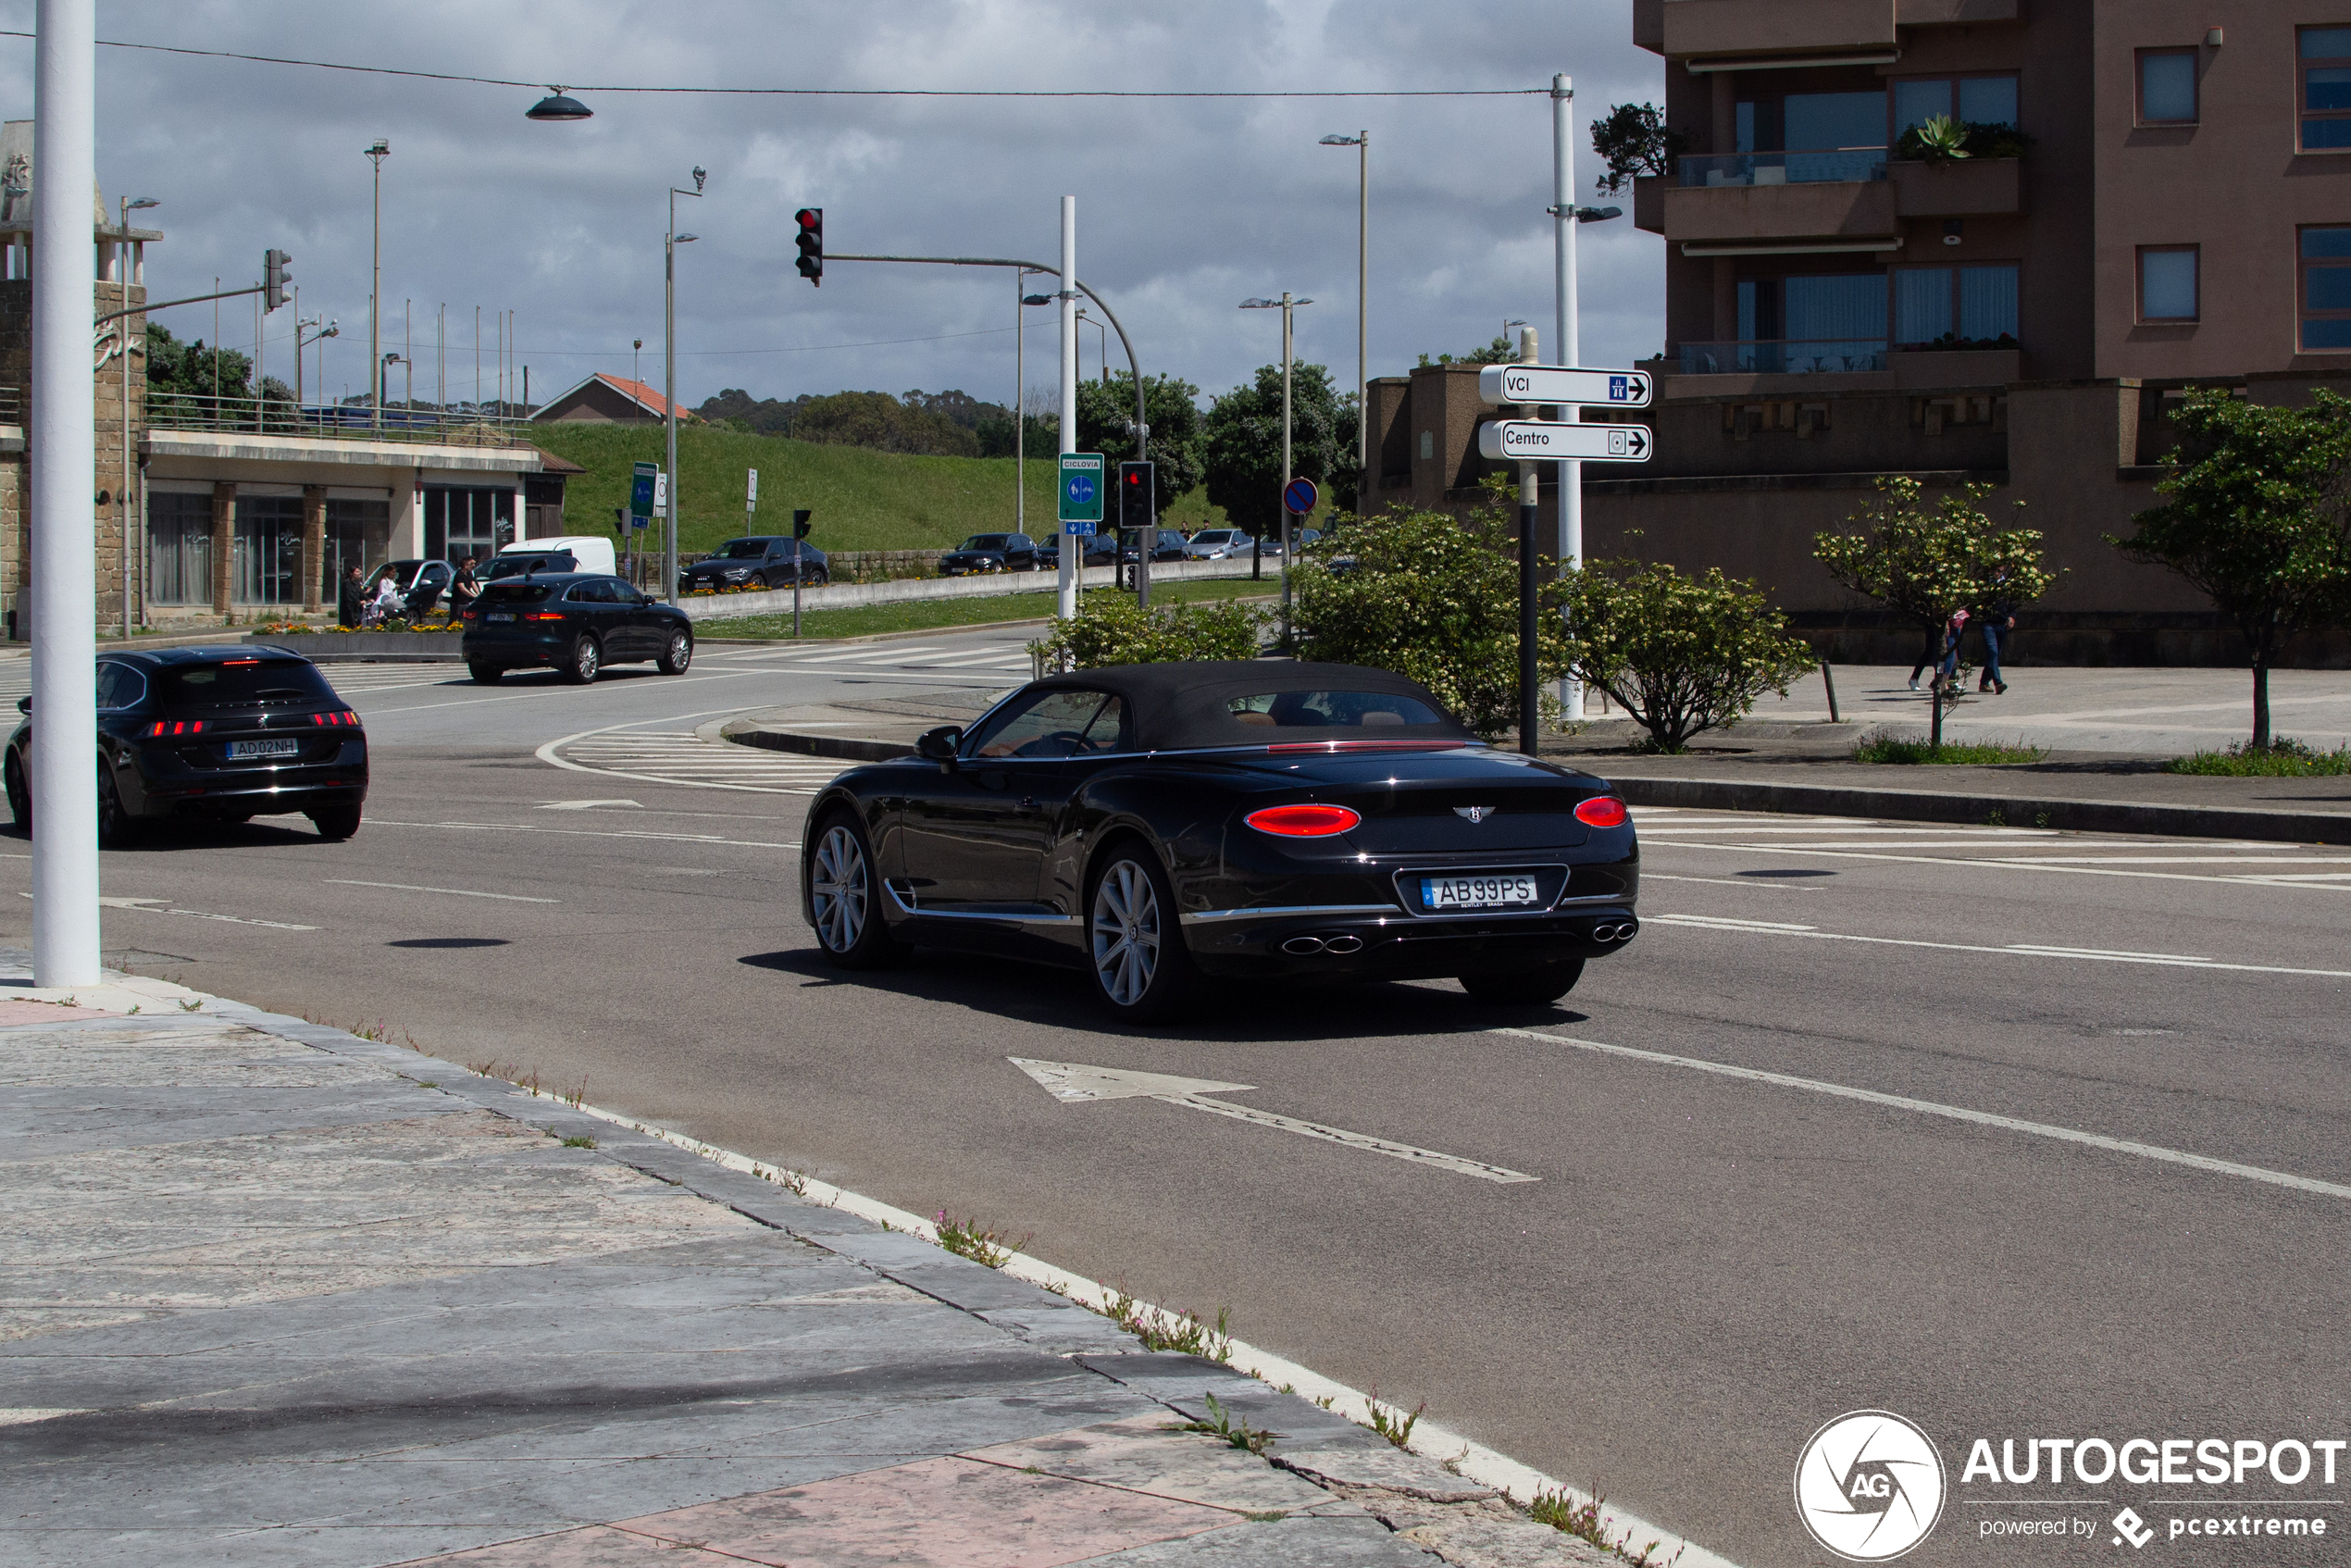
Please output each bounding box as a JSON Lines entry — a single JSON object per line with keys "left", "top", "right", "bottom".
{"left": 1324, "top": 935, "right": 1363, "bottom": 954}
{"left": 1281, "top": 935, "right": 1326, "bottom": 955}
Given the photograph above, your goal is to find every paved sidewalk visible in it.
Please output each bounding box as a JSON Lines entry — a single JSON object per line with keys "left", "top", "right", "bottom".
{"left": 0, "top": 956, "right": 1617, "bottom": 1568}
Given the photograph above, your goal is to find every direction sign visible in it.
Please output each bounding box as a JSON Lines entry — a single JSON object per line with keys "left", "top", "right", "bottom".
{"left": 629, "top": 461, "right": 658, "bottom": 522}
{"left": 1059, "top": 452, "right": 1105, "bottom": 528}
{"left": 1477, "top": 363, "right": 1652, "bottom": 409}
{"left": 1283, "top": 477, "right": 1319, "bottom": 516}
{"left": 1477, "top": 419, "right": 1652, "bottom": 462}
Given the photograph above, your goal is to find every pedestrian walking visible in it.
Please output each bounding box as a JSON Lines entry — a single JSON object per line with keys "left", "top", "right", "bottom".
{"left": 1974, "top": 579, "right": 2016, "bottom": 694}
{"left": 336, "top": 563, "right": 365, "bottom": 628}
{"left": 450, "top": 554, "right": 481, "bottom": 616}
{"left": 1930, "top": 607, "right": 1969, "bottom": 695}
{"left": 1907, "top": 623, "right": 1941, "bottom": 691}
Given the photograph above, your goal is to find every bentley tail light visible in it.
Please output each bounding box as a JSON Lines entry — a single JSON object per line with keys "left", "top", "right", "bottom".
{"left": 1246, "top": 803, "right": 1362, "bottom": 837}
{"left": 1574, "top": 796, "right": 1629, "bottom": 828}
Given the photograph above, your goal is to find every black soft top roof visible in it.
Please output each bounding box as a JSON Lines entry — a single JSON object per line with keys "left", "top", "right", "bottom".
{"left": 1023, "top": 661, "right": 1475, "bottom": 752}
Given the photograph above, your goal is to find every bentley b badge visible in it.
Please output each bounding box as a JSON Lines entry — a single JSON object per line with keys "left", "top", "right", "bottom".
{"left": 1453, "top": 805, "right": 1495, "bottom": 823}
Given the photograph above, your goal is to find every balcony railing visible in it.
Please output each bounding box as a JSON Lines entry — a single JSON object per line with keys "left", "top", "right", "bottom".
{"left": 143, "top": 392, "right": 537, "bottom": 446}
{"left": 1680, "top": 339, "right": 1888, "bottom": 375}
{"left": 1678, "top": 148, "right": 1889, "bottom": 188}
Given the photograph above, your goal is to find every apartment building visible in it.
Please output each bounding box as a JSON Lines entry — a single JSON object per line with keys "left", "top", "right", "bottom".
{"left": 1370, "top": 3, "right": 2351, "bottom": 662}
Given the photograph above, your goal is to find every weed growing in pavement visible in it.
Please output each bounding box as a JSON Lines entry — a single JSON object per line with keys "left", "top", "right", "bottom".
{"left": 1530, "top": 1488, "right": 1677, "bottom": 1567}
{"left": 1104, "top": 1288, "right": 1233, "bottom": 1362}
{"left": 2166, "top": 737, "right": 2351, "bottom": 776}
{"left": 562, "top": 1077, "right": 588, "bottom": 1110}
{"left": 2034, "top": 810, "right": 2052, "bottom": 828}
{"left": 1986, "top": 806, "right": 2006, "bottom": 828}
{"left": 933, "top": 1210, "right": 1032, "bottom": 1270}
{"left": 1173, "top": 1393, "right": 1276, "bottom": 1455}
{"left": 561, "top": 1135, "right": 597, "bottom": 1150}
{"left": 751, "top": 1163, "right": 813, "bottom": 1197}
{"left": 1853, "top": 735, "right": 2046, "bottom": 765}
{"left": 1364, "top": 1388, "right": 1426, "bottom": 1450}
{"left": 1243, "top": 1511, "right": 1288, "bottom": 1523}
{"left": 127, "top": 1005, "right": 140, "bottom": 1015}
{"left": 417, "top": 1080, "right": 438, "bottom": 1089}
{"left": 178, "top": 998, "right": 203, "bottom": 1013}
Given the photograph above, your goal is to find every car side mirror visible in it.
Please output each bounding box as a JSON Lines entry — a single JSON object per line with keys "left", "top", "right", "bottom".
{"left": 916, "top": 726, "right": 963, "bottom": 765}
{"left": 15, "top": 697, "right": 27, "bottom": 714}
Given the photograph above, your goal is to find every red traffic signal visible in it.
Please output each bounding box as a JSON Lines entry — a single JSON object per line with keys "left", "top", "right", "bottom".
{"left": 794, "top": 207, "right": 823, "bottom": 287}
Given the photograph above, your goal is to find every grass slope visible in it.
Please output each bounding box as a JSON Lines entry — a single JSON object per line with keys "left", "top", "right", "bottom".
{"left": 696, "top": 578, "right": 1277, "bottom": 641}
{"left": 528, "top": 422, "right": 1237, "bottom": 555}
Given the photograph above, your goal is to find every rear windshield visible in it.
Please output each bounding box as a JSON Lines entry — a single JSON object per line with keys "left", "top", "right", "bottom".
{"left": 1226, "top": 691, "right": 1446, "bottom": 729}
{"left": 158, "top": 658, "right": 337, "bottom": 707}
{"left": 482, "top": 583, "right": 554, "bottom": 604}
{"left": 715, "top": 539, "right": 773, "bottom": 559}
{"left": 959, "top": 535, "right": 1010, "bottom": 551}
{"left": 485, "top": 554, "right": 571, "bottom": 580}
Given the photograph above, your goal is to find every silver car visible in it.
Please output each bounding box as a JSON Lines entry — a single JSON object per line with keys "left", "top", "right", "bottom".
{"left": 1182, "top": 529, "right": 1247, "bottom": 559}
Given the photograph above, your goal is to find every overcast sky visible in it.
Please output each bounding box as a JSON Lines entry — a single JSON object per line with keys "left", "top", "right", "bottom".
{"left": 0, "top": 1, "right": 1665, "bottom": 413}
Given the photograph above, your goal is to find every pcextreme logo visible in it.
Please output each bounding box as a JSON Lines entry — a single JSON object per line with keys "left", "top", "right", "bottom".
{"left": 1796, "top": 1410, "right": 1948, "bottom": 1562}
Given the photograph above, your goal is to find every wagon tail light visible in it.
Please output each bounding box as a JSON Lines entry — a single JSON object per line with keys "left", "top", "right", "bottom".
{"left": 309, "top": 709, "right": 363, "bottom": 729}
{"left": 1574, "top": 796, "right": 1629, "bottom": 828}
{"left": 145, "top": 720, "right": 206, "bottom": 737}
{"left": 523, "top": 610, "right": 567, "bottom": 622}
{"left": 1245, "top": 803, "right": 1362, "bottom": 838}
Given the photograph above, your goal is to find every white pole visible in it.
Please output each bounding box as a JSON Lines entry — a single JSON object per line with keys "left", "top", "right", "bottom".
{"left": 31, "top": 0, "right": 100, "bottom": 986}
{"left": 1014, "top": 269, "right": 1025, "bottom": 536}
{"left": 1056, "top": 196, "right": 1077, "bottom": 620}
{"left": 1553, "top": 71, "right": 1584, "bottom": 723}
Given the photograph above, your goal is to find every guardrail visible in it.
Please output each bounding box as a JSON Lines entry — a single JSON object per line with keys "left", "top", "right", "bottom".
{"left": 1678, "top": 148, "right": 1888, "bottom": 188}
{"left": 144, "top": 392, "right": 537, "bottom": 447}
{"left": 1679, "top": 339, "right": 1888, "bottom": 375}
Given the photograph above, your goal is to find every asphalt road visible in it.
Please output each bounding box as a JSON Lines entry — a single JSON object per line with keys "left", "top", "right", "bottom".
{"left": 10, "top": 627, "right": 2349, "bottom": 1568}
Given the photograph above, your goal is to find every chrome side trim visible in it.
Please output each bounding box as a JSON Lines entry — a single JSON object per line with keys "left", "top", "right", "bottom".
{"left": 883, "top": 882, "right": 1077, "bottom": 925}
{"left": 1179, "top": 902, "right": 1399, "bottom": 926}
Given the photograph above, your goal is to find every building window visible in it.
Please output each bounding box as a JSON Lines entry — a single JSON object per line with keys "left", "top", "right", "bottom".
{"left": 145, "top": 491, "right": 213, "bottom": 606}
{"left": 234, "top": 495, "right": 304, "bottom": 605}
{"left": 325, "top": 498, "right": 391, "bottom": 604}
{"left": 1895, "top": 265, "right": 2020, "bottom": 346}
{"left": 2136, "top": 49, "right": 2198, "bottom": 125}
{"left": 2301, "top": 27, "right": 2351, "bottom": 150}
{"left": 2299, "top": 227, "right": 2351, "bottom": 349}
{"left": 1893, "top": 74, "right": 2021, "bottom": 138}
{"left": 424, "top": 486, "right": 514, "bottom": 566}
{"left": 2138, "top": 246, "right": 2200, "bottom": 322}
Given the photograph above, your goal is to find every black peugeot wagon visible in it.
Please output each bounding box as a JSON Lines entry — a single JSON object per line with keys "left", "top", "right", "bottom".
{"left": 6, "top": 646, "right": 368, "bottom": 845}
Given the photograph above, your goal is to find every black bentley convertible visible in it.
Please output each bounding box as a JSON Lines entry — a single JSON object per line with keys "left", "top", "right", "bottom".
{"left": 801, "top": 662, "right": 1638, "bottom": 1021}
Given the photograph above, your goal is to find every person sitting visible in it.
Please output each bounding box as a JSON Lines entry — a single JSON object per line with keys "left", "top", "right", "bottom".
{"left": 367, "top": 575, "right": 404, "bottom": 625}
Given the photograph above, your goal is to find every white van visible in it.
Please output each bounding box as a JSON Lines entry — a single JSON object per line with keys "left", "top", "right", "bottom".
{"left": 490, "top": 535, "right": 617, "bottom": 579}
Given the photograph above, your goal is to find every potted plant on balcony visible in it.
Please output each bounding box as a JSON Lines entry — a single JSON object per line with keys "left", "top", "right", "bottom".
{"left": 1895, "top": 116, "right": 2034, "bottom": 167}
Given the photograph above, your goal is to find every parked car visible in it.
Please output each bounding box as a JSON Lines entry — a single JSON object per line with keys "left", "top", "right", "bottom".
{"left": 6, "top": 647, "right": 368, "bottom": 845}
{"left": 1116, "top": 528, "right": 1189, "bottom": 565}
{"left": 939, "top": 533, "right": 1044, "bottom": 576}
{"left": 495, "top": 535, "right": 616, "bottom": 577}
{"left": 1181, "top": 529, "right": 1248, "bottom": 560}
{"left": 802, "top": 661, "right": 1638, "bottom": 1022}
{"left": 366, "top": 559, "right": 454, "bottom": 616}
{"left": 678, "top": 537, "right": 829, "bottom": 593}
{"left": 459, "top": 573, "right": 695, "bottom": 684}
{"left": 1035, "top": 533, "right": 1117, "bottom": 569}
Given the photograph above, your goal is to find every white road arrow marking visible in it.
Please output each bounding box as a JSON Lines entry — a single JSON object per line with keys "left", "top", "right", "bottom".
{"left": 1008, "top": 1056, "right": 1537, "bottom": 1183}
{"left": 539, "top": 799, "right": 643, "bottom": 811}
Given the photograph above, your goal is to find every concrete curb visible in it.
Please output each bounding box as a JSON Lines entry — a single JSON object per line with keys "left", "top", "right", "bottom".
{"left": 1604, "top": 773, "right": 2351, "bottom": 845}
{"left": 725, "top": 724, "right": 2351, "bottom": 845}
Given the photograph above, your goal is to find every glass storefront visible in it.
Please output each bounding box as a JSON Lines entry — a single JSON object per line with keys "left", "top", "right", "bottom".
{"left": 146, "top": 491, "right": 214, "bottom": 605}
{"left": 424, "top": 486, "right": 514, "bottom": 566}
{"left": 324, "top": 499, "right": 392, "bottom": 604}
{"left": 233, "top": 495, "right": 304, "bottom": 606}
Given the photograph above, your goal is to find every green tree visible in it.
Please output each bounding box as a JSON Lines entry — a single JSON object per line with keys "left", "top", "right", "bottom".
{"left": 1292, "top": 490, "right": 1562, "bottom": 739}
{"left": 2111, "top": 388, "right": 2351, "bottom": 748}
{"left": 1415, "top": 334, "right": 1521, "bottom": 368}
{"left": 789, "top": 391, "right": 980, "bottom": 456}
{"left": 1591, "top": 102, "right": 1690, "bottom": 195}
{"left": 1815, "top": 477, "right": 2059, "bottom": 748}
{"left": 144, "top": 322, "right": 251, "bottom": 407}
{"left": 1032, "top": 593, "right": 1264, "bottom": 670}
{"left": 1076, "top": 371, "right": 1206, "bottom": 513}
{"left": 1200, "top": 362, "right": 1359, "bottom": 541}
{"left": 1554, "top": 559, "right": 1818, "bottom": 752}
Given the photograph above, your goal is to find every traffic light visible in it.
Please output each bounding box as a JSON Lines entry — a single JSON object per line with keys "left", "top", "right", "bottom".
{"left": 792, "top": 508, "right": 813, "bottom": 540}
{"left": 262, "top": 249, "right": 292, "bottom": 311}
{"left": 793, "top": 208, "right": 823, "bottom": 287}
{"left": 1118, "top": 460, "right": 1155, "bottom": 533}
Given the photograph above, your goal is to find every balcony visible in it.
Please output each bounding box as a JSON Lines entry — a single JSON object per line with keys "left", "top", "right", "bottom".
{"left": 1660, "top": 0, "right": 1896, "bottom": 61}
{"left": 145, "top": 392, "right": 537, "bottom": 447}
{"left": 1661, "top": 152, "right": 1898, "bottom": 249}
{"left": 1886, "top": 156, "right": 2022, "bottom": 218}
{"left": 1681, "top": 338, "right": 1888, "bottom": 376}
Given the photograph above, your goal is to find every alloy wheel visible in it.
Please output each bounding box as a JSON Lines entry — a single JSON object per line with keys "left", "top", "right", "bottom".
{"left": 811, "top": 824, "right": 869, "bottom": 952}
{"left": 574, "top": 637, "right": 600, "bottom": 681}
{"left": 1090, "top": 859, "right": 1162, "bottom": 1006}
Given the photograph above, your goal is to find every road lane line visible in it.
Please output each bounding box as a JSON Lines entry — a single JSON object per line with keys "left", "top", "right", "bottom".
{"left": 1492, "top": 1027, "right": 2351, "bottom": 1202}
{"left": 324, "top": 879, "right": 560, "bottom": 903}
{"left": 367, "top": 818, "right": 798, "bottom": 850}
{"left": 1648, "top": 913, "right": 2351, "bottom": 978}
{"left": 1642, "top": 839, "right": 2351, "bottom": 892}
{"left": 16, "top": 892, "right": 317, "bottom": 930}
{"left": 1642, "top": 873, "right": 1819, "bottom": 891}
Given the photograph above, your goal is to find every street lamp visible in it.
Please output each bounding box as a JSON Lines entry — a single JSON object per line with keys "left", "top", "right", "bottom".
{"left": 381, "top": 353, "right": 403, "bottom": 417}
{"left": 365, "top": 139, "right": 388, "bottom": 430}
{"left": 1074, "top": 306, "right": 1108, "bottom": 385}
{"left": 117, "top": 193, "right": 156, "bottom": 639}
{"left": 1239, "top": 292, "right": 1311, "bottom": 636}
{"left": 1016, "top": 275, "right": 1053, "bottom": 535}
{"left": 297, "top": 315, "right": 338, "bottom": 415}
{"left": 663, "top": 166, "right": 706, "bottom": 604}
{"left": 526, "top": 87, "right": 592, "bottom": 122}
{"left": 1502, "top": 317, "right": 1527, "bottom": 350}
{"left": 1318, "top": 131, "right": 1366, "bottom": 497}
